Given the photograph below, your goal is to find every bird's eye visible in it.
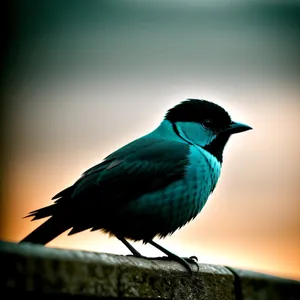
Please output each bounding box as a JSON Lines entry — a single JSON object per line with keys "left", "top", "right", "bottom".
{"left": 202, "top": 119, "right": 213, "bottom": 128}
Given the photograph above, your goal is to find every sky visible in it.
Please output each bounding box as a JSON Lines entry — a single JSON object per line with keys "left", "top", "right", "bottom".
{"left": 1, "top": 0, "right": 300, "bottom": 280}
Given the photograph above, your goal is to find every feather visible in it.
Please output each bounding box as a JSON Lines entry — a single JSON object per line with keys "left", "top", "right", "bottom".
{"left": 20, "top": 217, "right": 71, "bottom": 245}
{"left": 22, "top": 138, "right": 191, "bottom": 240}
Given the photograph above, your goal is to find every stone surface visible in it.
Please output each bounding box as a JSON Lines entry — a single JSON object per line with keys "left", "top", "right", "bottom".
{"left": 229, "top": 267, "right": 300, "bottom": 300}
{"left": 1, "top": 240, "right": 300, "bottom": 299}
{"left": 1, "top": 240, "right": 234, "bottom": 299}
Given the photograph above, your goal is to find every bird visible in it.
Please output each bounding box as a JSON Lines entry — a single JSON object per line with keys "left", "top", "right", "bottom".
{"left": 20, "top": 98, "right": 252, "bottom": 272}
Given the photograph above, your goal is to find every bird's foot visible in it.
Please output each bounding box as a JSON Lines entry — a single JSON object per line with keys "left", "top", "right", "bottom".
{"left": 126, "top": 254, "right": 147, "bottom": 259}
{"left": 146, "top": 255, "right": 199, "bottom": 273}
{"left": 126, "top": 254, "right": 198, "bottom": 273}
{"left": 182, "top": 256, "right": 199, "bottom": 272}
{"left": 183, "top": 255, "right": 198, "bottom": 264}
{"left": 126, "top": 254, "right": 174, "bottom": 261}
{"left": 145, "top": 256, "right": 196, "bottom": 262}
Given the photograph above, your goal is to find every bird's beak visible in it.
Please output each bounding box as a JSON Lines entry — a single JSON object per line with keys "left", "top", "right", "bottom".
{"left": 222, "top": 121, "right": 253, "bottom": 134}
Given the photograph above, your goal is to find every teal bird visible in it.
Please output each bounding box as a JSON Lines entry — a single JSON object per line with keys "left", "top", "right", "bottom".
{"left": 20, "top": 99, "right": 252, "bottom": 272}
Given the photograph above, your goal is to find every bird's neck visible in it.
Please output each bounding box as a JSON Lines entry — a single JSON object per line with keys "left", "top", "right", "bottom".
{"left": 202, "top": 133, "right": 231, "bottom": 163}
{"left": 146, "top": 120, "right": 187, "bottom": 143}
{"left": 148, "top": 120, "right": 230, "bottom": 163}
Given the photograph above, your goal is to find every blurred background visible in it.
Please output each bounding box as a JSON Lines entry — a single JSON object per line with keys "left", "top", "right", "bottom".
{"left": 1, "top": 0, "right": 300, "bottom": 280}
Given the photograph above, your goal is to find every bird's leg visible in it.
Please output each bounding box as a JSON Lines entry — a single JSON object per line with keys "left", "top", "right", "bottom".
{"left": 147, "top": 240, "right": 198, "bottom": 273}
{"left": 116, "top": 236, "right": 143, "bottom": 257}
{"left": 116, "top": 236, "right": 197, "bottom": 273}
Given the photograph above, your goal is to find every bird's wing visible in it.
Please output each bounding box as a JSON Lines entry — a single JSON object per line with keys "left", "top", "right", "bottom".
{"left": 68, "top": 137, "right": 190, "bottom": 205}
{"left": 28, "top": 137, "right": 191, "bottom": 233}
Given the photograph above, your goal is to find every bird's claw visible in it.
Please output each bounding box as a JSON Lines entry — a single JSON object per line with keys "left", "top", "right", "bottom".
{"left": 184, "top": 255, "right": 198, "bottom": 262}
{"left": 143, "top": 255, "right": 199, "bottom": 273}
{"left": 126, "top": 252, "right": 199, "bottom": 273}
{"left": 181, "top": 256, "right": 199, "bottom": 272}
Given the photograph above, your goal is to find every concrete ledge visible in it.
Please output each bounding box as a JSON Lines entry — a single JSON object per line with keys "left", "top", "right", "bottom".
{"left": 1, "top": 240, "right": 299, "bottom": 299}
{"left": 228, "top": 267, "right": 300, "bottom": 300}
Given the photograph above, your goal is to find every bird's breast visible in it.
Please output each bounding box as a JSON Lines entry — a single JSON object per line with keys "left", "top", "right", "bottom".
{"left": 122, "top": 146, "right": 221, "bottom": 237}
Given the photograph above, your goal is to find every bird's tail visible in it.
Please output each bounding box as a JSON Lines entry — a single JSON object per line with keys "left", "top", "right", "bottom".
{"left": 20, "top": 216, "right": 71, "bottom": 245}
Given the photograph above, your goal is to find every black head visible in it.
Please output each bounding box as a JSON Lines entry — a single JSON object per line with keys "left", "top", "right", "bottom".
{"left": 165, "top": 99, "right": 232, "bottom": 133}
{"left": 165, "top": 99, "right": 252, "bottom": 163}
